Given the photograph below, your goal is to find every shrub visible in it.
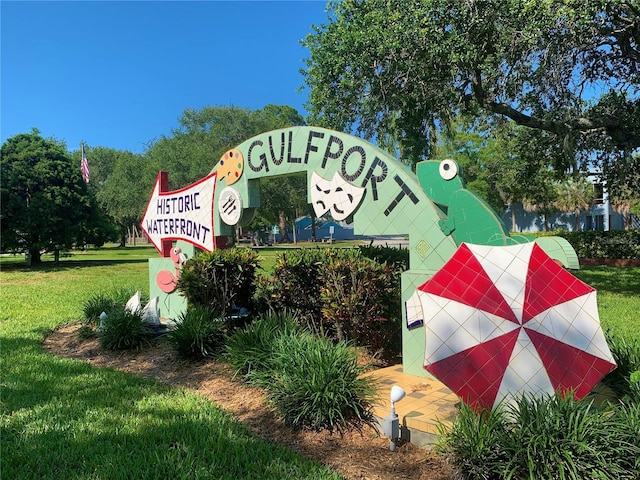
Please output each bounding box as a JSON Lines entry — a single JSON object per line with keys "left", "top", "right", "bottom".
{"left": 255, "top": 248, "right": 326, "bottom": 333}
{"left": 357, "top": 242, "right": 410, "bottom": 270}
{"left": 320, "top": 249, "right": 403, "bottom": 352}
{"left": 225, "top": 311, "right": 303, "bottom": 383}
{"left": 437, "top": 394, "right": 640, "bottom": 480}
{"left": 82, "top": 287, "right": 144, "bottom": 322}
{"left": 436, "top": 403, "right": 510, "bottom": 479}
{"left": 166, "top": 305, "right": 226, "bottom": 359}
{"left": 551, "top": 229, "right": 640, "bottom": 259}
{"left": 602, "top": 332, "right": 640, "bottom": 401}
{"left": 98, "top": 304, "right": 151, "bottom": 351}
{"left": 177, "top": 248, "right": 260, "bottom": 315}
{"left": 255, "top": 247, "right": 404, "bottom": 360}
{"left": 267, "top": 333, "right": 377, "bottom": 433}
{"left": 615, "top": 402, "right": 640, "bottom": 473}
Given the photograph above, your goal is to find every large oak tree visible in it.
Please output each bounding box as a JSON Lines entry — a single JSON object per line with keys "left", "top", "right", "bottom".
{"left": 302, "top": 0, "right": 639, "bottom": 183}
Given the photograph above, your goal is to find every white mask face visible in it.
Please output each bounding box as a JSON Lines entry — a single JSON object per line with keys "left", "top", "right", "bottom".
{"left": 311, "top": 171, "right": 365, "bottom": 221}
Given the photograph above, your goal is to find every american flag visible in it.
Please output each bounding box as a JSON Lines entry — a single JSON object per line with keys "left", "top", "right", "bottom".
{"left": 81, "top": 144, "right": 90, "bottom": 183}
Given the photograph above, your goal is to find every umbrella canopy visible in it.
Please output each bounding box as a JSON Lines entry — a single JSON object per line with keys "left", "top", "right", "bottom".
{"left": 405, "top": 242, "right": 616, "bottom": 410}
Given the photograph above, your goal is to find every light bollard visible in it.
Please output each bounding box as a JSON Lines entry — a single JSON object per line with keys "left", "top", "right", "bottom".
{"left": 382, "top": 385, "right": 406, "bottom": 451}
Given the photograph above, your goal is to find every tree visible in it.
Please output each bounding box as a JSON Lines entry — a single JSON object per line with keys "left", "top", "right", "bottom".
{"left": 252, "top": 174, "right": 309, "bottom": 243}
{"left": 146, "top": 105, "right": 305, "bottom": 190}
{"left": 302, "top": 0, "right": 639, "bottom": 175}
{"left": 1, "top": 131, "right": 96, "bottom": 263}
{"left": 554, "top": 176, "right": 597, "bottom": 231}
{"left": 606, "top": 153, "right": 640, "bottom": 229}
{"left": 95, "top": 150, "right": 151, "bottom": 247}
{"left": 522, "top": 169, "right": 559, "bottom": 232}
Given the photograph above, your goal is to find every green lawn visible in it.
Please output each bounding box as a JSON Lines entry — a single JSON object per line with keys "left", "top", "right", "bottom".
{"left": 0, "top": 246, "right": 343, "bottom": 480}
{"left": 2, "top": 246, "right": 638, "bottom": 479}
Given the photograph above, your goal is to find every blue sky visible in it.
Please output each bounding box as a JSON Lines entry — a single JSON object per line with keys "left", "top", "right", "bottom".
{"left": 1, "top": 1, "right": 330, "bottom": 153}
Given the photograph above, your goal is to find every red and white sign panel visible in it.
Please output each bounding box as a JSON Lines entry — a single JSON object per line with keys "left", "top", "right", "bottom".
{"left": 141, "top": 172, "right": 217, "bottom": 254}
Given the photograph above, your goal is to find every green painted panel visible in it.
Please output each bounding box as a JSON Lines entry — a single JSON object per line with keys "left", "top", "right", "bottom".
{"left": 148, "top": 241, "right": 195, "bottom": 321}
{"left": 402, "top": 271, "right": 437, "bottom": 378}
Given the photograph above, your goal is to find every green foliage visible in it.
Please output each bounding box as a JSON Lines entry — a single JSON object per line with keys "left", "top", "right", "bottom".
{"left": 552, "top": 229, "right": 640, "bottom": 259}
{"left": 256, "top": 247, "right": 404, "bottom": 358}
{"left": 320, "top": 249, "right": 403, "bottom": 353}
{"left": 81, "top": 288, "right": 146, "bottom": 347}
{"left": 145, "top": 105, "right": 305, "bottom": 191}
{"left": 250, "top": 174, "right": 308, "bottom": 238}
{"left": 92, "top": 148, "right": 151, "bottom": 246}
{"left": 602, "top": 332, "right": 640, "bottom": 402}
{"left": 302, "top": 0, "right": 639, "bottom": 179}
{"left": 438, "top": 395, "right": 640, "bottom": 480}
{"left": 177, "top": 247, "right": 260, "bottom": 315}
{"left": 2, "top": 247, "right": 344, "bottom": 480}
{"left": 82, "top": 292, "right": 116, "bottom": 324}
{"left": 98, "top": 304, "right": 151, "bottom": 351}
{"left": 436, "top": 404, "right": 511, "bottom": 479}
{"left": 76, "top": 323, "right": 98, "bottom": 340}
{"left": 554, "top": 176, "right": 597, "bottom": 231}
{"left": 225, "top": 311, "right": 377, "bottom": 433}
{"left": 356, "top": 242, "right": 409, "bottom": 270}
{"left": 166, "top": 305, "right": 226, "bottom": 359}
{"left": 256, "top": 248, "right": 326, "bottom": 330}
{"left": 225, "top": 311, "right": 304, "bottom": 383}
{"left": 0, "top": 131, "right": 103, "bottom": 262}
{"left": 266, "top": 333, "right": 377, "bottom": 433}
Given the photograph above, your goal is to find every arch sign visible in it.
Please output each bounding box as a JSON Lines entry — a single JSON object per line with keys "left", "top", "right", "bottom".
{"left": 142, "top": 126, "right": 580, "bottom": 378}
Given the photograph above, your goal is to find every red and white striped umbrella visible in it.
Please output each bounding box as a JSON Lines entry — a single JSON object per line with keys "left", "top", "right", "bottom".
{"left": 405, "top": 242, "right": 616, "bottom": 410}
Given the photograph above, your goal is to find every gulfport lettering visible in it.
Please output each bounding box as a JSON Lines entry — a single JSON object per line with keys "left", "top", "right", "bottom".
{"left": 246, "top": 128, "right": 420, "bottom": 216}
{"left": 145, "top": 217, "right": 210, "bottom": 243}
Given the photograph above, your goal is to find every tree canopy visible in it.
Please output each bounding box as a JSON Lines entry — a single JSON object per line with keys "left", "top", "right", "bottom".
{"left": 0, "top": 131, "right": 102, "bottom": 263}
{"left": 145, "top": 104, "right": 305, "bottom": 190}
{"left": 302, "top": 0, "right": 639, "bottom": 179}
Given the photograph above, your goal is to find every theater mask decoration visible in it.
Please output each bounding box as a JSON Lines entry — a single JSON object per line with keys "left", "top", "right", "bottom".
{"left": 310, "top": 171, "right": 366, "bottom": 221}
{"left": 405, "top": 242, "right": 617, "bottom": 411}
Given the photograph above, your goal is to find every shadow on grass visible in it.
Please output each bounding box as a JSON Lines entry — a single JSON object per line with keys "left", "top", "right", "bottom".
{"left": 0, "top": 258, "right": 151, "bottom": 272}
{"left": 573, "top": 266, "right": 640, "bottom": 296}
{"left": 3, "top": 335, "right": 342, "bottom": 480}
{"left": 0, "top": 246, "right": 156, "bottom": 272}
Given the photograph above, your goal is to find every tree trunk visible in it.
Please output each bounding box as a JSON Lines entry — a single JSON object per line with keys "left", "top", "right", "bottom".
{"left": 28, "top": 248, "right": 41, "bottom": 264}
{"left": 511, "top": 203, "right": 517, "bottom": 232}
{"left": 119, "top": 225, "right": 127, "bottom": 248}
{"left": 279, "top": 211, "right": 290, "bottom": 243}
{"left": 54, "top": 248, "right": 60, "bottom": 263}
{"left": 309, "top": 205, "right": 317, "bottom": 242}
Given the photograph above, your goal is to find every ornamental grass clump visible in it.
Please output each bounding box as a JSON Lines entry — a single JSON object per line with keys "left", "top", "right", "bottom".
{"left": 266, "top": 333, "right": 377, "bottom": 433}
{"left": 225, "top": 310, "right": 303, "bottom": 383}
{"left": 437, "top": 394, "right": 640, "bottom": 480}
{"left": 82, "top": 292, "right": 115, "bottom": 324}
{"left": 98, "top": 304, "right": 151, "bottom": 351}
{"left": 602, "top": 332, "right": 640, "bottom": 402}
{"left": 166, "top": 305, "right": 226, "bottom": 359}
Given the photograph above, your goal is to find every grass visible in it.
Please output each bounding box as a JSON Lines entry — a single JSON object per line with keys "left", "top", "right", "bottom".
{"left": 1, "top": 245, "right": 638, "bottom": 479}
{"left": 1, "top": 246, "right": 343, "bottom": 480}
{"left": 572, "top": 266, "right": 640, "bottom": 343}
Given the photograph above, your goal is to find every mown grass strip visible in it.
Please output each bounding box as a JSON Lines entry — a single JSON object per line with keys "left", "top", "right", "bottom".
{"left": 1, "top": 248, "right": 343, "bottom": 480}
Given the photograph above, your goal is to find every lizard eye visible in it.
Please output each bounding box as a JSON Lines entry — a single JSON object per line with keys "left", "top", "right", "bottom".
{"left": 439, "top": 159, "right": 458, "bottom": 180}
